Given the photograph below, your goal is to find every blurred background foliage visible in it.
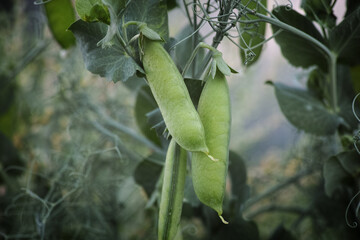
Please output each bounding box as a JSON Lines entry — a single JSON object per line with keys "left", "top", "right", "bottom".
{"left": 0, "top": 0, "right": 359, "bottom": 240}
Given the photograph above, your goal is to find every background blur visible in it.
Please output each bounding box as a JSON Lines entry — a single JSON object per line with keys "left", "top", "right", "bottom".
{"left": 0, "top": 0, "right": 355, "bottom": 240}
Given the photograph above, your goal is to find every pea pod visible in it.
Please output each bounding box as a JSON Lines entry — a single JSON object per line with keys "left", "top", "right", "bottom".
{"left": 158, "top": 139, "right": 187, "bottom": 240}
{"left": 142, "top": 38, "right": 209, "bottom": 154}
{"left": 191, "top": 70, "right": 231, "bottom": 223}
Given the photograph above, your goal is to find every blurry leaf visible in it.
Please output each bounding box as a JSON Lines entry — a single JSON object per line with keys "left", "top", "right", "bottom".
{"left": 166, "top": 0, "right": 177, "bottom": 10}
{"left": 69, "top": 20, "right": 143, "bottom": 83}
{"left": 239, "top": 0, "right": 267, "bottom": 66}
{"left": 134, "top": 153, "right": 164, "bottom": 197}
{"left": 0, "top": 83, "right": 15, "bottom": 116}
{"left": 346, "top": 0, "right": 360, "bottom": 17}
{"left": 211, "top": 217, "right": 260, "bottom": 240}
{"left": 0, "top": 132, "right": 24, "bottom": 179}
{"left": 75, "top": 0, "right": 110, "bottom": 24}
{"left": 44, "top": 0, "right": 76, "bottom": 49}
{"left": 301, "top": 0, "right": 336, "bottom": 29}
{"left": 183, "top": 175, "right": 201, "bottom": 207}
{"left": 323, "top": 151, "right": 359, "bottom": 197}
{"left": 174, "top": 25, "right": 205, "bottom": 77}
{"left": 228, "top": 151, "right": 249, "bottom": 204}
{"left": 269, "top": 81, "right": 342, "bottom": 135}
{"left": 329, "top": 8, "right": 360, "bottom": 66}
{"left": 272, "top": 6, "right": 327, "bottom": 71}
{"left": 350, "top": 64, "right": 360, "bottom": 93}
{"left": 336, "top": 65, "right": 358, "bottom": 129}
{"left": 306, "top": 67, "right": 326, "bottom": 100}
{"left": 184, "top": 78, "right": 204, "bottom": 107}
{"left": 134, "top": 85, "right": 161, "bottom": 146}
{"left": 268, "top": 225, "right": 297, "bottom": 240}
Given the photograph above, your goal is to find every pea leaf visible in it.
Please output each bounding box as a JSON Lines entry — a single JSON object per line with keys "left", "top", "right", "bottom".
{"left": 75, "top": 0, "right": 110, "bottom": 24}
{"left": 272, "top": 6, "right": 327, "bottom": 71}
{"left": 268, "top": 81, "right": 342, "bottom": 135}
{"left": 124, "top": 0, "right": 169, "bottom": 41}
{"left": 329, "top": 8, "right": 360, "bottom": 66}
{"left": 134, "top": 153, "right": 164, "bottom": 197}
{"left": 301, "top": 0, "right": 336, "bottom": 29}
{"left": 323, "top": 150, "right": 360, "bottom": 197}
{"left": 228, "top": 151, "right": 248, "bottom": 203}
{"left": 239, "top": 0, "right": 267, "bottom": 66}
{"left": 44, "top": 0, "right": 76, "bottom": 49}
{"left": 134, "top": 85, "right": 161, "bottom": 146}
{"left": 346, "top": 0, "right": 360, "bottom": 17}
{"left": 69, "top": 20, "right": 143, "bottom": 83}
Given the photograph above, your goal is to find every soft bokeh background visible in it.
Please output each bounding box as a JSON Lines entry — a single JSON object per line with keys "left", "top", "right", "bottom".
{"left": 0, "top": 0, "right": 352, "bottom": 239}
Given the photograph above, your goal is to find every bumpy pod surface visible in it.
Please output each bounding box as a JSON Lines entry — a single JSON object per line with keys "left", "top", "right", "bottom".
{"left": 158, "top": 139, "right": 187, "bottom": 240}
{"left": 191, "top": 70, "right": 231, "bottom": 218}
{"left": 142, "top": 38, "right": 209, "bottom": 154}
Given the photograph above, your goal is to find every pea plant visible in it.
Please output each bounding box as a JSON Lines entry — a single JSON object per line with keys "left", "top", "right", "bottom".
{"left": 13, "top": 0, "right": 360, "bottom": 239}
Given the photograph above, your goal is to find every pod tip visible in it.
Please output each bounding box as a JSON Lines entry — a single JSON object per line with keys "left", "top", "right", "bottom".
{"left": 219, "top": 215, "right": 228, "bottom": 224}
{"left": 206, "top": 153, "right": 219, "bottom": 162}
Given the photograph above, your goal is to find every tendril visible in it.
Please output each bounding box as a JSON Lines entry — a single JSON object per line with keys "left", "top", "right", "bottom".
{"left": 345, "top": 191, "right": 360, "bottom": 228}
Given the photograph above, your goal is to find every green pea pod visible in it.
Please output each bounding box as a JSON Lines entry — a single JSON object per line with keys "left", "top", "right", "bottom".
{"left": 191, "top": 70, "right": 231, "bottom": 223}
{"left": 158, "top": 139, "right": 187, "bottom": 240}
{"left": 142, "top": 38, "right": 209, "bottom": 154}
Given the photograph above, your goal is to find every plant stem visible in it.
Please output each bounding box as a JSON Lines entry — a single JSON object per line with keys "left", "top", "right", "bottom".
{"left": 246, "top": 12, "right": 339, "bottom": 111}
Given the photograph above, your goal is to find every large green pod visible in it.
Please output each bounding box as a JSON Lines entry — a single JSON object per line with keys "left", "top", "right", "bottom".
{"left": 158, "top": 139, "right": 187, "bottom": 240}
{"left": 191, "top": 70, "right": 231, "bottom": 221}
{"left": 142, "top": 38, "right": 209, "bottom": 154}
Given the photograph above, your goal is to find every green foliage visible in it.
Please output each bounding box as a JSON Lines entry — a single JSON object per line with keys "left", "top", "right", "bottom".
{"left": 271, "top": 6, "right": 327, "bottom": 71}
{"left": 268, "top": 81, "right": 341, "bottom": 135}
{"left": 75, "top": 0, "right": 111, "bottom": 24}
{"left": 329, "top": 8, "right": 360, "bottom": 66}
{"left": 44, "top": 0, "right": 76, "bottom": 49}
{"left": 239, "top": 0, "right": 267, "bottom": 66}
{"left": 323, "top": 150, "right": 360, "bottom": 197}
{"left": 301, "top": 0, "right": 336, "bottom": 29}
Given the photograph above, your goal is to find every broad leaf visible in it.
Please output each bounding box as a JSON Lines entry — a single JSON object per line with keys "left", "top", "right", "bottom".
{"left": 134, "top": 153, "right": 164, "bottom": 197}
{"left": 323, "top": 151, "right": 359, "bottom": 197}
{"left": 239, "top": 0, "right": 267, "bottom": 66}
{"left": 301, "top": 0, "right": 336, "bottom": 29}
{"left": 272, "top": 6, "right": 327, "bottom": 71}
{"left": 228, "top": 151, "right": 248, "bottom": 203}
{"left": 75, "top": 0, "right": 110, "bottom": 24}
{"left": 69, "top": 20, "right": 143, "bottom": 83}
{"left": 183, "top": 175, "right": 201, "bottom": 207}
{"left": 329, "top": 8, "right": 360, "bottom": 66}
{"left": 134, "top": 85, "right": 161, "bottom": 146}
{"left": 268, "top": 225, "right": 297, "bottom": 240}
{"left": 124, "top": 0, "right": 169, "bottom": 41}
{"left": 269, "top": 82, "right": 341, "bottom": 135}
{"left": 44, "top": 0, "right": 76, "bottom": 49}
{"left": 346, "top": 0, "right": 360, "bottom": 17}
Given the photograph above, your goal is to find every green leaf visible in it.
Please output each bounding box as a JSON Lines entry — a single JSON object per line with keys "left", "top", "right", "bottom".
{"left": 272, "top": 6, "right": 327, "bottom": 71}
{"left": 323, "top": 151, "right": 360, "bottom": 197}
{"left": 329, "top": 8, "right": 360, "bottom": 66}
{"left": 269, "top": 82, "right": 341, "bottom": 135}
{"left": 183, "top": 175, "right": 201, "bottom": 207}
{"left": 228, "top": 151, "right": 248, "bottom": 203}
{"left": 268, "top": 225, "right": 297, "bottom": 240}
{"left": 69, "top": 20, "right": 143, "bottom": 83}
{"left": 124, "top": 0, "right": 169, "bottom": 41}
{"left": 346, "top": 0, "right": 360, "bottom": 17}
{"left": 44, "top": 0, "right": 76, "bottom": 49}
{"left": 134, "top": 85, "right": 161, "bottom": 146}
{"left": 134, "top": 153, "right": 164, "bottom": 197}
{"left": 239, "top": 0, "right": 267, "bottom": 66}
{"left": 301, "top": 0, "right": 336, "bottom": 29}
{"left": 173, "top": 25, "right": 205, "bottom": 77}
{"left": 75, "top": 0, "right": 109, "bottom": 23}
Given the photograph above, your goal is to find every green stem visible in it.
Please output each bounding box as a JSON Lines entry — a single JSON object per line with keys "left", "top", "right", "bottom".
{"left": 247, "top": 12, "right": 339, "bottom": 111}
